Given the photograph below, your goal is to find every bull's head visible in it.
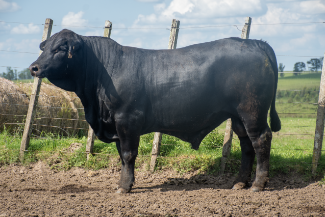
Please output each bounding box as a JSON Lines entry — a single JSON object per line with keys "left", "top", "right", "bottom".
{"left": 29, "top": 29, "right": 83, "bottom": 91}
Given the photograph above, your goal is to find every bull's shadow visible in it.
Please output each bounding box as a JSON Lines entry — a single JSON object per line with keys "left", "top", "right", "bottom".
{"left": 132, "top": 152, "right": 325, "bottom": 193}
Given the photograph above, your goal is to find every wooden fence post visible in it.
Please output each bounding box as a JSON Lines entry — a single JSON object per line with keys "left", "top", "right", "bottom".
{"left": 86, "top": 20, "right": 112, "bottom": 160}
{"left": 219, "top": 17, "right": 252, "bottom": 174}
{"left": 150, "top": 19, "right": 180, "bottom": 172}
{"left": 20, "top": 18, "right": 53, "bottom": 162}
{"left": 312, "top": 52, "right": 325, "bottom": 175}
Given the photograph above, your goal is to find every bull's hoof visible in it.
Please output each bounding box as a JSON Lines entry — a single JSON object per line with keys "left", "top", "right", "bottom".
{"left": 116, "top": 188, "right": 130, "bottom": 194}
{"left": 232, "top": 182, "right": 246, "bottom": 190}
{"left": 250, "top": 186, "right": 263, "bottom": 192}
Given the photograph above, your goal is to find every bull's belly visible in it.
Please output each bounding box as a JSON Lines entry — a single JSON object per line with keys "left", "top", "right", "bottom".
{"left": 156, "top": 111, "right": 230, "bottom": 149}
{"left": 154, "top": 110, "right": 230, "bottom": 134}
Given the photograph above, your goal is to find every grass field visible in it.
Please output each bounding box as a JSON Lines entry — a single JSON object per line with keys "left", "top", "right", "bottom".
{"left": 1, "top": 72, "right": 325, "bottom": 181}
{"left": 278, "top": 72, "right": 321, "bottom": 90}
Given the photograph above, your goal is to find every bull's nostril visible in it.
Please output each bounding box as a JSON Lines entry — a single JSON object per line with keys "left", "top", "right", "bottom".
{"left": 32, "top": 66, "right": 39, "bottom": 72}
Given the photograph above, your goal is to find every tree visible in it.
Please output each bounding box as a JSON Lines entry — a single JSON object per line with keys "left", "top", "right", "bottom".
{"left": 18, "top": 68, "right": 33, "bottom": 80}
{"left": 278, "top": 63, "right": 285, "bottom": 72}
{"left": 320, "top": 57, "right": 324, "bottom": 70}
{"left": 307, "top": 58, "right": 322, "bottom": 72}
{"left": 1, "top": 67, "right": 15, "bottom": 80}
{"left": 293, "top": 62, "right": 306, "bottom": 74}
{"left": 278, "top": 63, "right": 285, "bottom": 77}
{"left": 1, "top": 67, "right": 33, "bottom": 80}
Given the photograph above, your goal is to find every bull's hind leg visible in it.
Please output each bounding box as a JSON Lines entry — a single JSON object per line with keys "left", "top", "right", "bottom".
{"left": 248, "top": 125, "right": 272, "bottom": 192}
{"left": 241, "top": 116, "right": 272, "bottom": 192}
{"left": 231, "top": 118, "right": 255, "bottom": 190}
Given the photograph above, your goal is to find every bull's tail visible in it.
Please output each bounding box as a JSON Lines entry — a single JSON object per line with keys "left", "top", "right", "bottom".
{"left": 270, "top": 90, "right": 281, "bottom": 132}
{"left": 264, "top": 43, "right": 281, "bottom": 132}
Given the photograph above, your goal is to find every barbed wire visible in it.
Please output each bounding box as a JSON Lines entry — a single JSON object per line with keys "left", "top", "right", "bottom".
{"left": 275, "top": 101, "right": 318, "bottom": 105}
{"left": 5, "top": 92, "right": 79, "bottom": 99}
{"left": 0, "top": 49, "right": 38, "bottom": 55}
{"left": 0, "top": 102, "right": 84, "bottom": 110}
{"left": 1, "top": 20, "right": 324, "bottom": 29}
{"left": 4, "top": 123, "right": 88, "bottom": 131}
{"left": 0, "top": 66, "right": 25, "bottom": 68}
{"left": 277, "top": 89, "right": 319, "bottom": 91}
{"left": 0, "top": 50, "right": 322, "bottom": 59}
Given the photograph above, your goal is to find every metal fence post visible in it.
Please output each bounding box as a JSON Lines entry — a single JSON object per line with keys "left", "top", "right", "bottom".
{"left": 86, "top": 20, "right": 112, "bottom": 160}
{"left": 219, "top": 17, "right": 252, "bottom": 174}
{"left": 20, "top": 18, "right": 53, "bottom": 162}
{"left": 150, "top": 19, "right": 180, "bottom": 172}
{"left": 312, "top": 52, "right": 325, "bottom": 175}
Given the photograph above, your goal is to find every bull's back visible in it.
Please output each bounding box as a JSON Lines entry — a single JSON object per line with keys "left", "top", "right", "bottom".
{"left": 138, "top": 39, "right": 275, "bottom": 129}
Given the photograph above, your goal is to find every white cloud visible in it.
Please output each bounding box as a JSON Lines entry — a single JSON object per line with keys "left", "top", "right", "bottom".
{"left": 0, "top": 38, "right": 39, "bottom": 53}
{"left": 10, "top": 23, "right": 40, "bottom": 34}
{"left": 12, "top": 39, "right": 40, "bottom": 52}
{"left": 62, "top": 11, "right": 88, "bottom": 29}
{"left": 250, "top": 4, "right": 318, "bottom": 38}
{"left": 290, "top": 34, "right": 314, "bottom": 46}
{"left": 0, "top": 0, "right": 19, "bottom": 12}
{"left": 0, "top": 21, "right": 11, "bottom": 30}
{"left": 299, "top": 0, "right": 325, "bottom": 14}
{"left": 135, "top": 0, "right": 266, "bottom": 25}
{"left": 154, "top": 3, "right": 166, "bottom": 12}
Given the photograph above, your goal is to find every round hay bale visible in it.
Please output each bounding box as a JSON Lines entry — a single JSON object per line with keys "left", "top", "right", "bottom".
{"left": 0, "top": 78, "right": 88, "bottom": 137}
{"left": 18, "top": 82, "right": 88, "bottom": 137}
{"left": 0, "top": 77, "right": 29, "bottom": 133}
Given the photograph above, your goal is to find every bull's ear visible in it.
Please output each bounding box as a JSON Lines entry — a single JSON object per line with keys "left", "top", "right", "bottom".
{"left": 40, "top": 40, "right": 47, "bottom": 51}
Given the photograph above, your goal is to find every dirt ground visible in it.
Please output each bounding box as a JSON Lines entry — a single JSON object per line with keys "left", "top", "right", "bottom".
{"left": 0, "top": 162, "right": 324, "bottom": 217}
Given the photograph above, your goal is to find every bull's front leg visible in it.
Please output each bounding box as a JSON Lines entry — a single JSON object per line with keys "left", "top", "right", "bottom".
{"left": 115, "top": 117, "right": 141, "bottom": 193}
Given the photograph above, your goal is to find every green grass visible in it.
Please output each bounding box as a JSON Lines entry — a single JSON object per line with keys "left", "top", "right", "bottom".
{"left": 1, "top": 117, "right": 325, "bottom": 179}
{"left": 278, "top": 72, "right": 321, "bottom": 90}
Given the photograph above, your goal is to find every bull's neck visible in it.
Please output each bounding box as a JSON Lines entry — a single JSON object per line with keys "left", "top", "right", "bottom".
{"left": 75, "top": 36, "right": 122, "bottom": 130}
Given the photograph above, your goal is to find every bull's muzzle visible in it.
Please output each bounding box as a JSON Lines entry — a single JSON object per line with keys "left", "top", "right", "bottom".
{"left": 29, "top": 64, "right": 41, "bottom": 77}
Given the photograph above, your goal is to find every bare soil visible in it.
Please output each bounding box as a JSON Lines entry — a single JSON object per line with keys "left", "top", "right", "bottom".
{"left": 0, "top": 162, "right": 324, "bottom": 216}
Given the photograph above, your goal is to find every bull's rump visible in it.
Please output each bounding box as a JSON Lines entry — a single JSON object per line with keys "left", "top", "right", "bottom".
{"left": 140, "top": 38, "right": 276, "bottom": 132}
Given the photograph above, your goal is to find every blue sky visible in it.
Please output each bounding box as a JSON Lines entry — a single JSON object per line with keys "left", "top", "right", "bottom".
{"left": 0, "top": 0, "right": 324, "bottom": 73}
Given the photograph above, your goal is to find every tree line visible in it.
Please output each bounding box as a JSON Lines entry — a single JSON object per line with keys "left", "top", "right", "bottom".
{"left": 0, "top": 67, "right": 33, "bottom": 80}
{"left": 278, "top": 57, "right": 324, "bottom": 76}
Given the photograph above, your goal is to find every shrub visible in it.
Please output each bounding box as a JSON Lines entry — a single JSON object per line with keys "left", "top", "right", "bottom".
{"left": 294, "top": 95, "right": 301, "bottom": 102}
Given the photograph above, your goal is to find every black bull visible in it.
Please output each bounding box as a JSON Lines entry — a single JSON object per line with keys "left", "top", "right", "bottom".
{"left": 29, "top": 29, "right": 281, "bottom": 193}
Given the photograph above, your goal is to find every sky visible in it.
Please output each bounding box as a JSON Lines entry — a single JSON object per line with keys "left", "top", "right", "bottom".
{"left": 0, "top": 0, "right": 324, "bottom": 73}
